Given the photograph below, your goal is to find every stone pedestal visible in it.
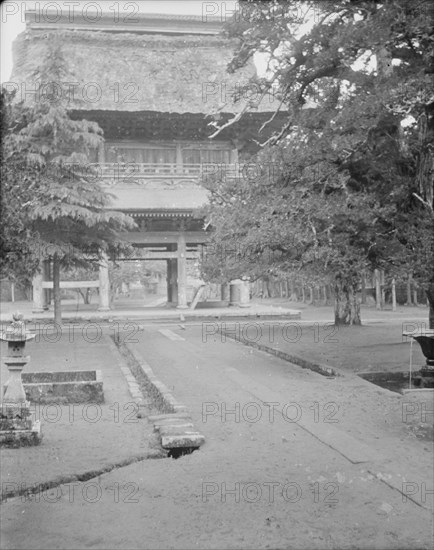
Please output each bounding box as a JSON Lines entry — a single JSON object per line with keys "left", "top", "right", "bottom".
{"left": 0, "top": 313, "right": 42, "bottom": 447}
{"left": 403, "top": 329, "right": 434, "bottom": 389}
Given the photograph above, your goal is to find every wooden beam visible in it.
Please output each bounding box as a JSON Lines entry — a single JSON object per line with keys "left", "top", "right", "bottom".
{"left": 125, "top": 231, "right": 209, "bottom": 245}
{"left": 42, "top": 281, "right": 100, "bottom": 289}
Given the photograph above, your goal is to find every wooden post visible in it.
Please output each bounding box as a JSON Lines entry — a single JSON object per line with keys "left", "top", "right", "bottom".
{"left": 391, "top": 278, "right": 397, "bottom": 311}
{"left": 166, "top": 259, "right": 172, "bottom": 303}
{"left": 53, "top": 254, "right": 62, "bottom": 324}
{"left": 177, "top": 230, "right": 188, "bottom": 309}
{"left": 98, "top": 252, "right": 110, "bottom": 311}
{"left": 374, "top": 269, "right": 382, "bottom": 310}
{"left": 32, "top": 270, "right": 44, "bottom": 313}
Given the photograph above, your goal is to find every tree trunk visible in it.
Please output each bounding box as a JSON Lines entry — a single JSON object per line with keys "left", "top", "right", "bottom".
{"left": 391, "top": 278, "right": 397, "bottom": 312}
{"left": 301, "top": 283, "right": 305, "bottom": 302}
{"left": 374, "top": 269, "right": 382, "bottom": 310}
{"left": 52, "top": 255, "right": 62, "bottom": 325}
{"left": 426, "top": 285, "right": 434, "bottom": 329}
{"left": 322, "top": 285, "right": 327, "bottom": 306}
{"left": 307, "top": 286, "right": 313, "bottom": 305}
{"left": 406, "top": 273, "right": 413, "bottom": 305}
{"left": 288, "top": 278, "right": 296, "bottom": 301}
{"left": 334, "top": 274, "right": 361, "bottom": 325}
{"left": 415, "top": 107, "right": 434, "bottom": 327}
{"left": 361, "top": 274, "right": 367, "bottom": 305}
{"left": 221, "top": 282, "right": 229, "bottom": 301}
{"left": 266, "top": 279, "right": 273, "bottom": 298}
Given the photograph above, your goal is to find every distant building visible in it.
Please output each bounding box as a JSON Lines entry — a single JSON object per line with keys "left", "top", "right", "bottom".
{"left": 11, "top": 10, "right": 282, "bottom": 310}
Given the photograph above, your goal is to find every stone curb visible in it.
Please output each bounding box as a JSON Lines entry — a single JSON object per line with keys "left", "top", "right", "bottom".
{"left": 218, "top": 329, "right": 340, "bottom": 377}
{"left": 123, "top": 344, "right": 205, "bottom": 450}
{"left": 104, "top": 336, "right": 150, "bottom": 418}
{"left": 5, "top": 308, "right": 301, "bottom": 326}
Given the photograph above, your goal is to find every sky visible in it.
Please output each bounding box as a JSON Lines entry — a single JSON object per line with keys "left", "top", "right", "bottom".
{"left": 0, "top": 0, "right": 238, "bottom": 82}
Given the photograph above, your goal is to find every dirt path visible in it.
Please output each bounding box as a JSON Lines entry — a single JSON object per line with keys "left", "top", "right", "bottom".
{"left": 1, "top": 324, "right": 432, "bottom": 549}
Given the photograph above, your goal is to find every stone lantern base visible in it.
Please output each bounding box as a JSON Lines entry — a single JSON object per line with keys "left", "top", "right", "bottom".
{"left": 0, "top": 402, "right": 42, "bottom": 448}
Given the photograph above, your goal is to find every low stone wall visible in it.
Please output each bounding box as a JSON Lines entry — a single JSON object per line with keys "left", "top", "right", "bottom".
{"left": 219, "top": 329, "right": 338, "bottom": 377}
{"left": 22, "top": 370, "right": 104, "bottom": 404}
{"left": 122, "top": 344, "right": 186, "bottom": 415}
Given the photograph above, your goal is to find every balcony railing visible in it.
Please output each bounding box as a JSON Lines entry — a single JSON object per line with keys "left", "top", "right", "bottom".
{"left": 88, "top": 163, "right": 251, "bottom": 186}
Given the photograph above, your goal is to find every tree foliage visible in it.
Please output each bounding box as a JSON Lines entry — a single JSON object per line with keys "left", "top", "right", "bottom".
{"left": 202, "top": 0, "right": 434, "bottom": 325}
{"left": 1, "top": 35, "right": 136, "bottom": 321}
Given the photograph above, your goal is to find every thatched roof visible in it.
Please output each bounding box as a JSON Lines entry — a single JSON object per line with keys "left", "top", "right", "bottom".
{"left": 11, "top": 18, "right": 276, "bottom": 115}
{"left": 69, "top": 109, "right": 288, "bottom": 155}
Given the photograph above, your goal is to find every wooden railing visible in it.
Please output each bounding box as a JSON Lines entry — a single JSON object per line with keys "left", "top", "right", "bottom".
{"left": 89, "top": 163, "right": 247, "bottom": 185}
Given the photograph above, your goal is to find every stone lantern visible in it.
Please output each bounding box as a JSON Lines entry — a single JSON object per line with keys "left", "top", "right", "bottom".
{"left": 0, "top": 312, "right": 42, "bottom": 447}
{"left": 403, "top": 328, "right": 434, "bottom": 388}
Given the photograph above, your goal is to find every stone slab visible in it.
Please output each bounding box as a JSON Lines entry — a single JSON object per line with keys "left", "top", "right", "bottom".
{"left": 161, "top": 433, "right": 205, "bottom": 449}
{"left": 156, "top": 424, "right": 195, "bottom": 435}
{"left": 148, "top": 413, "right": 192, "bottom": 422}
{"left": 153, "top": 418, "right": 193, "bottom": 427}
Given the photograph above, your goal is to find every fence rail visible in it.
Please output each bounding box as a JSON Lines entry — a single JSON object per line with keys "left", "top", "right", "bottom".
{"left": 88, "top": 163, "right": 252, "bottom": 184}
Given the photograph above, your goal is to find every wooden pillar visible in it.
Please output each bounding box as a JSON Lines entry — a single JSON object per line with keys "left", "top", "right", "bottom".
{"left": 43, "top": 260, "right": 50, "bottom": 310}
{"left": 32, "top": 270, "right": 44, "bottom": 313}
{"left": 391, "top": 278, "right": 397, "bottom": 311}
{"left": 166, "top": 258, "right": 178, "bottom": 305}
{"left": 177, "top": 230, "right": 188, "bottom": 309}
{"left": 98, "top": 252, "right": 110, "bottom": 311}
{"left": 380, "top": 270, "right": 386, "bottom": 307}
{"left": 166, "top": 259, "right": 172, "bottom": 303}
{"left": 221, "top": 282, "right": 229, "bottom": 301}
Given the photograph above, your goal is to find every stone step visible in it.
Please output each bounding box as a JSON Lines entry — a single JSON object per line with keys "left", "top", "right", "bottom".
{"left": 148, "top": 412, "right": 191, "bottom": 422}
{"left": 156, "top": 424, "right": 195, "bottom": 435}
{"left": 161, "top": 433, "right": 205, "bottom": 449}
{"left": 153, "top": 418, "right": 193, "bottom": 429}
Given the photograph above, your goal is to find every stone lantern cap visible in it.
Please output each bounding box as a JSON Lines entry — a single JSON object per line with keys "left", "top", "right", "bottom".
{"left": 0, "top": 313, "right": 36, "bottom": 343}
{"left": 402, "top": 329, "right": 434, "bottom": 338}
